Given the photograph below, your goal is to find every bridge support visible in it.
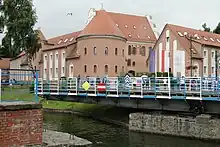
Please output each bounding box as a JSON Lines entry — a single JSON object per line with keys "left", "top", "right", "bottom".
{"left": 129, "top": 112, "right": 220, "bottom": 141}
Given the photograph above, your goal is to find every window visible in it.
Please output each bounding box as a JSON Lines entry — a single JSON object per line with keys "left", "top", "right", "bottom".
{"left": 84, "top": 65, "right": 87, "bottom": 73}
{"left": 128, "top": 45, "right": 132, "bottom": 55}
{"left": 93, "top": 47, "right": 97, "bottom": 55}
{"left": 132, "top": 61, "right": 135, "bottom": 67}
{"left": 204, "top": 50, "right": 207, "bottom": 56}
{"left": 127, "top": 59, "right": 131, "bottom": 66}
{"left": 212, "top": 67, "right": 214, "bottom": 73}
{"left": 62, "top": 67, "right": 65, "bottom": 74}
{"left": 115, "top": 48, "right": 118, "bottom": 56}
{"left": 56, "top": 53, "right": 58, "bottom": 60}
{"left": 166, "top": 37, "right": 170, "bottom": 42}
{"left": 94, "top": 65, "right": 97, "bottom": 73}
{"left": 212, "top": 52, "right": 214, "bottom": 58}
{"left": 132, "top": 47, "right": 136, "bottom": 55}
{"left": 122, "top": 49, "right": 124, "bottom": 56}
{"left": 64, "top": 39, "right": 68, "bottom": 42}
{"left": 115, "top": 66, "right": 118, "bottom": 73}
{"left": 105, "top": 47, "right": 108, "bottom": 55}
{"left": 44, "top": 55, "right": 47, "bottom": 61}
{"left": 55, "top": 68, "right": 58, "bottom": 77}
{"left": 50, "top": 68, "right": 52, "bottom": 76}
{"left": 105, "top": 65, "right": 108, "bottom": 73}
{"left": 204, "top": 66, "right": 207, "bottom": 74}
{"left": 140, "top": 46, "right": 146, "bottom": 56}
{"left": 84, "top": 47, "right": 87, "bottom": 55}
{"left": 122, "top": 66, "right": 125, "bottom": 73}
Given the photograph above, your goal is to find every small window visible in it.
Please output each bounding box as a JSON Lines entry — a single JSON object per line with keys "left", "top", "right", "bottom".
{"left": 204, "top": 50, "right": 207, "bottom": 56}
{"left": 204, "top": 37, "right": 208, "bottom": 41}
{"left": 105, "top": 65, "right": 108, "bottom": 73}
{"left": 58, "top": 40, "right": 62, "bottom": 44}
{"left": 217, "top": 39, "right": 220, "bottom": 43}
{"left": 84, "top": 65, "right": 87, "bottom": 73}
{"left": 93, "top": 47, "right": 97, "bottom": 55}
{"left": 115, "top": 48, "right": 118, "bottom": 56}
{"left": 127, "top": 59, "right": 131, "bottom": 66}
{"left": 122, "top": 66, "right": 125, "bottom": 73}
{"left": 204, "top": 66, "right": 207, "bottom": 74}
{"left": 166, "top": 36, "right": 170, "bottom": 42}
{"left": 94, "top": 65, "right": 97, "bottom": 73}
{"left": 50, "top": 68, "right": 52, "bottom": 75}
{"left": 210, "top": 38, "right": 214, "bottom": 42}
{"left": 212, "top": 52, "right": 214, "bottom": 58}
{"left": 132, "top": 47, "right": 136, "bottom": 55}
{"left": 105, "top": 47, "right": 108, "bottom": 55}
{"left": 133, "top": 25, "right": 136, "bottom": 29}
{"left": 212, "top": 67, "right": 214, "bottom": 73}
{"left": 56, "top": 53, "right": 58, "bottom": 60}
{"left": 55, "top": 68, "right": 58, "bottom": 75}
{"left": 178, "top": 32, "right": 183, "bottom": 37}
{"left": 140, "top": 46, "right": 146, "bottom": 56}
{"left": 128, "top": 45, "right": 132, "bottom": 55}
{"left": 84, "top": 47, "right": 87, "bottom": 55}
{"left": 69, "top": 37, "right": 74, "bottom": 41}
{"left": 132, "top": 61, "right": 135, "bottom": 67}
{"left": 62, "top": 67, "right": 65, "bottom": 74}
{"left": 64, "top": 39, "right": 68, "bottom": 42}
{"left": 115, "top": 66, "right": 118, "bottom": 73}
{"left": 122, "top": 49, "right": 124, "bottom": 56}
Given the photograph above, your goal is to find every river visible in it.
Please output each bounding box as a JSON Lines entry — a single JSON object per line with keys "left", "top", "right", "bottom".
{"left": 44, "top": 112, "right": 219, "bottom": 147}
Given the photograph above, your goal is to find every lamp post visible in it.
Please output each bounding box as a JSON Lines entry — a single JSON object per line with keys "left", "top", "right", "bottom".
{"left": 184, "top": 33, "right": 197, "bottom": 77}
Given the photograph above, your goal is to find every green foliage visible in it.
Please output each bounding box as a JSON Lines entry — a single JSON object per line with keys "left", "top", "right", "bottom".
{"left": 0, "top": 0, "right": 41, "bottom": 65}
{"left": 213, "top": 22, "right": 220, "bottom": 34}
{"left": 202, "top": 23, "right": 211, "bottom": 32}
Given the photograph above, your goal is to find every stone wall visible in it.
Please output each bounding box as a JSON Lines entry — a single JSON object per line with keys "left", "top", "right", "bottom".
{"left": 0, "top": 102, "right": 43, "bottom": 146}
{"left": 129, "top": 112, "right": 220, "bottom": 140}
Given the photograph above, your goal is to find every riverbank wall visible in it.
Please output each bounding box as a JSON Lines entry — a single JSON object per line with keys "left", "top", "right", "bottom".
{"left": 129, "top": 112, "right": 220, "bottom": 141}
{"left": 0, "top": 102, "right": 43, "bottom": 146}
{"left": 44, "top": 108, "right": 129, "bottom": 128}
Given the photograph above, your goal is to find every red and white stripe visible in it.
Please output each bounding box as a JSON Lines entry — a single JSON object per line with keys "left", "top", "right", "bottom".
{"left": 97, "top": 83, "right": 106, "bottom": 92}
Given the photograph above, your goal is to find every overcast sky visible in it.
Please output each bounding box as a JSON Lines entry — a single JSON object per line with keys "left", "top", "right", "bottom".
{"left": 33, "top": 0, "right": 220, "bottom": 39}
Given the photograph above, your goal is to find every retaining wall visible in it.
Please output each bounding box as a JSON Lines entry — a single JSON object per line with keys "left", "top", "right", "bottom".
{"left": 0, "top": 102, "right": 43, "bottom": 147}
{"left": 129, "top": 112, "right": 220, "bottom": 141}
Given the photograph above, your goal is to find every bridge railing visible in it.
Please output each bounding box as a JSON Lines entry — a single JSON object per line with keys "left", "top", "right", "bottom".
{"left": 37, "top": 76, "right": 220, "bottom": 100}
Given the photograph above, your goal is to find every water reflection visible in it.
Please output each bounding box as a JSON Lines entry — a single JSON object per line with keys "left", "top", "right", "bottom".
{"left": 44, "top": 112, "right": 219, "bottom": 147}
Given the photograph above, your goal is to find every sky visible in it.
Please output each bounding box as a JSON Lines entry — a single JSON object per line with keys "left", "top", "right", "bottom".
{"left": 33, "top": 0, "right": 220, "bottom": 39}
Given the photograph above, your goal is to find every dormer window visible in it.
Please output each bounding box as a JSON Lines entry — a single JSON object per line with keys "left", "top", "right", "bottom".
{"left": 58, "top": 40, "right": 62, "bottom": 44}
{"left": 210, "top": 38, "right": 215, "bottom": 42}
{"left": 133, "top": 25, "right": 136, "bottom": 29}
{"left": 204, "top": 37, "right": 208, "bottom": 41}
{"left": 148, "top": 36, "right": 151, "bottom": 39}
{"left": 116, "top": 24, "right": 119, "bottom": 27}
{"left": 144, "top": 26, "right": 147, "bottom": 30}
{"left": 178, "top": 32, "right": 183, "bottom": 37}
{"left": 64, "top": 39, "right": 68, "bottom": 42}
{"left": 69, "top": 37, "right": 74, "bottom": 42}
{"left": 217, "top": 39, "right": 220, "bottom": 43}
{"left": 128, "top": 34, "right": 131, "bottom": 37}
{"left": 125, "top": 25, "right": 128, "bottom": 28}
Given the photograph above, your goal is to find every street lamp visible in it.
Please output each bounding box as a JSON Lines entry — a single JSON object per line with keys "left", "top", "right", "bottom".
{"left": 184, "top": 32, "right": 197, "bottom": 77}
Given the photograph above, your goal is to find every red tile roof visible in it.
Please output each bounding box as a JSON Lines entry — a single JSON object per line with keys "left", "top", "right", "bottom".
{"left": 167, "top": 24, "right": 220, "bottom": 48}
{"left": 46, "top": 31, "right": 81, "bottom": 48}
{"left": 78, "top": 10, "right": 157, "bottom": 42}
{"left": 78, "top": 10, "right": 125, "bottom": 38}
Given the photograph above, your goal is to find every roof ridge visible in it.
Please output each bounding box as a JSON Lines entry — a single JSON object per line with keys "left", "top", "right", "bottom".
{"left": 103, "top": 10, "right": 147, "bottom": 18}
{"left": 47, "top": 30, "right": 82, "bottom": 41}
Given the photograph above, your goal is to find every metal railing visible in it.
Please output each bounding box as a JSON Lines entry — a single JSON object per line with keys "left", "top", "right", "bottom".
{"left": 0, "top": 69, "right": 39, "bottom": 103}
{"left": 37, "top": 76, "right": 220, "bottom": 101}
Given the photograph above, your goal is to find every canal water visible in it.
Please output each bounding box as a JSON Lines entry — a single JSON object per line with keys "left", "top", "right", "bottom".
{"left": 44, "top": 112, "right": 219, "bottom": 147}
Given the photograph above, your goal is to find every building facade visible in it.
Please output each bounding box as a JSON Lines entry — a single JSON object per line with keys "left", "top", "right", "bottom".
{"left": 41, "top": 8, "right": 158, "bottom": 79}
{"left": 154, "top": 24, "right": 220, "bottom": 77}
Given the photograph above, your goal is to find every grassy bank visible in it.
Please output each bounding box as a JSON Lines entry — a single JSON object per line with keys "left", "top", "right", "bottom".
{"left": 1, "top": 89, "right": 132, "bottom": 123}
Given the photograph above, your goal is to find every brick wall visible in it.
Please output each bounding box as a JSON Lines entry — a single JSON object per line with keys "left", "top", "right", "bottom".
{"left": 0, "top": 108, "right": 43, "bottom": 147}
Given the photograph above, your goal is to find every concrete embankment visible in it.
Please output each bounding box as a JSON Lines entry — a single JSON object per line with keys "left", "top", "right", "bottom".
{"left": 43, "top": 108, "right": 129, "bottom": 128}
{"left": 42, "top": 130, "right": 92, "bottom": 147}
{"left": 129, "top": 112, "right": 220, "bottom": 141}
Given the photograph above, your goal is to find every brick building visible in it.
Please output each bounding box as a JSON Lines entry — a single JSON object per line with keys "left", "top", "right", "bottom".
{"left": 41, "top": 8, "right": 158, "bottom": 79}
{"left": 154, "top": 24, "right": 220, "bottom": 77}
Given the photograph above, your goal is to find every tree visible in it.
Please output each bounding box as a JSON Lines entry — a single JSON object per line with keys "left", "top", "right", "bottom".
{"left": 0, "top": 0, "right": 41, "bottom": 70}
{"left": 202, "top": 23, "right": 211, "bottom": 32}
{"left": 213, "top": 22, "right": 220, "bottom": 34}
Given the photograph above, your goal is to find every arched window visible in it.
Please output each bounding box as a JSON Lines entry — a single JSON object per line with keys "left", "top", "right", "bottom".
{"left": 115, "top": 48, "right": 118, "bottom": 56}
{"left": 105, "top": 47, "right": 108, "bottom": 55}
{"left": 93, "top": 47, "right": 97, "bottom": 55}
{"left": 84, "top": 47, "right": 87, "bottom": 55}
{"left": 132, "top": 61, "right": 136, "bottom": 67}
{"left": 140, "top": 46, "right": 146, "bottom": 56}
{"left": 122, "top": 49, "right": 124, "bottom": 56}
{"left": 122, "top": 66, "right": 125, "bottom": 73}
{"left": 115, "top": 66, "right": 118, "bottom": 73}
{"left": 84, "top": 65, "right": 87, "bottom": 73}
{"left": 128, "top": 45, "right": 132, "bottom": 55}
{"left": 105, "top": 65, "right": 108, "bottom": 73}
{"left": 94, "top": 65, "right": 97, "bottom": 73}
{"left": 132, "top": 47, "right": 136, "bottom": 55}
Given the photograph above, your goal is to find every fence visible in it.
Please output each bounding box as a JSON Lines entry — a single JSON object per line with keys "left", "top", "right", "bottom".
{"left": 0, "top": 69, "right": 39, "bottom": 103}
{"left": 38, "top": 76, "right": 220, "bottom": 100}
